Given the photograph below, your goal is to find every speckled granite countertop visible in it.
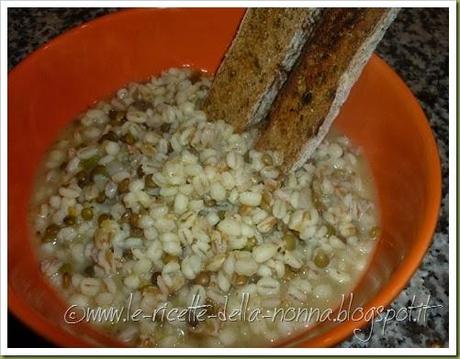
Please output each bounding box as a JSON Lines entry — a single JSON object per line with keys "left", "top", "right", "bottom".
{"left": 8, "top": 8, "right": 449, "bottom": 348}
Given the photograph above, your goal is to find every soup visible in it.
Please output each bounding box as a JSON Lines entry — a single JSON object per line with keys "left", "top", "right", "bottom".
{"left": 32, "top": 68, "right": 379, "bottom": 347}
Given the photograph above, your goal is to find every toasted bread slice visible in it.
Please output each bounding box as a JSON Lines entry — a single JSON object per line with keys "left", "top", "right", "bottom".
{"left": 256, "top": 8, "right": 399, "bottom": 171}
{"left": 202, "top": 8, "right": 322, "bottom": 132}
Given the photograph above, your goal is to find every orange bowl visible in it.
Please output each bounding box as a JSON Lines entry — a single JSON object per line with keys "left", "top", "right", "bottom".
{"left": 8, "top": 8, "right": 441, "bottom": 347}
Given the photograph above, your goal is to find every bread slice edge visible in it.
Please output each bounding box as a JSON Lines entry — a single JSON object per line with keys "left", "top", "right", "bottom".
{"left": 290, "top": 8, "right": 400, "bottom": 172}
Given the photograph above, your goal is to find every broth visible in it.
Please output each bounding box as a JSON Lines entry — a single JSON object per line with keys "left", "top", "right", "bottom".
{"left": 32, "top": 68, "right": 379, "bottom": 347}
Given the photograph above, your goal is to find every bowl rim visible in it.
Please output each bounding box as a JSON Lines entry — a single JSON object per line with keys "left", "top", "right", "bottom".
{"left": 8, "top": 8, "right": 442, "bottom": 348}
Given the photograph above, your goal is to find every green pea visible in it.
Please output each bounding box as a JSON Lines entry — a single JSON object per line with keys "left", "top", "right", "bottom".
{"left": 162, "top": 253, "right": 178, "bottom": 264}
{"left": 193, "top": 271, "right": 211, "bottom": 286}
{"left": 76, "top": 170, "right": 90, "bottom": 188}
{"left": 217, "top": 210, "right": 226, "bottom": 220}
{"left": 130, "top": 212, "right": 141, "bottom": 228}
{"left": 122, "top": 132, "right": 136, "bottom": 145}
{"left": 325, "top": 223, "right": 336, "bottom": 238}
{"left": 42, "top": 224, "right": 60, "bottom": 243}
{"left": 132, "top": 99, "right": 152, "bottom": 111}
{"left": 283, "top": 233, "right": 297, "bottom": 251}
{"left": 160, "top": 123, "right": 171, "bottom": 133}
{"left": 144, "top": 174, "right": 156, "bottom": 188}
{"left": 123, "top": 249, "right": 134, "bottom": 260}
{"left": 80, "top": 155, "right": 101, "bottom": 171}
{"left": 96, "top": 191, "right": 106, "bottom": 203}
{"left": 233, "top": 274, "right": 248, "bottom": 286}
{"left": 244, "top": 237, "right": 257, "bottom": 251}
{"left": 118, "top": 178, "right": 130, "bottom": 193}
{"left": 150, "top": 271, "right": 161, "bottom": 286}
{"left": 314, "top": 251, "right": 330, "bottom": 268}
{"left": 81, "top": 207, "right": 94, "bottom": 221}
{"left": 261, "top": 191, "right": 272, "bottom": 211}
{"left": 63, "top": 215, "right": 76, "bottom": 226}
{"left": 59, "top": 263, "right": 72, "bottom": 273}
{"left": 311, "top": 185, "right": 328, "bottom": 213}
{"left": 204, "top": 196, "right": 216, "bottom": 207}
{"left": 108, "top": 110, "right": 126, "bottom": 126}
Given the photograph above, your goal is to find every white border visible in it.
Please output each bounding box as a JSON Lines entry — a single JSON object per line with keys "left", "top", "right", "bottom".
{"left": 0, "top": 0, "right": 456, "bottom": 7}
{"left": 447, "top": 1, "right": 457, "bottom": 354}
{"left": 1, "top": 1, "right": 8, "bottom": 356}
{"left": 1, "top": 1, "right": 456, "bottom": 356}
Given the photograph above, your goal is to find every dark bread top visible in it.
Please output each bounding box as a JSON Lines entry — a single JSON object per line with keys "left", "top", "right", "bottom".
{"left": 256, "top": 9, "right": 392, "bottom": 170}
{"left": 202, "top": 8, "right": 319, "bottom": 132}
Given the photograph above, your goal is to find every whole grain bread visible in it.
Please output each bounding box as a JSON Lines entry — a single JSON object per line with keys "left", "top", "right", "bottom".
{"left": 256, "top": 8, "right": 399, "bottom": 171}
{"left": 202, "top": 8, "right": 322, "bottom": 132}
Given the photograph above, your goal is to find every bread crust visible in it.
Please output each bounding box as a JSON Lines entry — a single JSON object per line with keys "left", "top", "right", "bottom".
{"left": 202, "top": 8, "right": 322, "bottom": 132}
{"left": 256, "top": 8, "right": 399, "bottom": 171}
